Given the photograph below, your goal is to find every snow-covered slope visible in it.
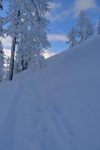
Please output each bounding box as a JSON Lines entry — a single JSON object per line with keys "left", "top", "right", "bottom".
{"left": 0, "top": 36, "right": 100, "bottom": 150}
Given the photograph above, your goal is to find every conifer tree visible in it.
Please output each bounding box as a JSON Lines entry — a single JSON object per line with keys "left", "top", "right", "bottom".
{"left": 67, "top": 27, "right": 77, "bottom": 47}
{"left": 6, "top": 0, "right": 50, "bottom": 79}
{"left": 77, "top": 10, "right": 94, "bottom": 43}
{"left": 7, "top": 2, "right": 21, "bottom": 80}
{"left": 16, "top": 0, "right": 50, "bottom": 70}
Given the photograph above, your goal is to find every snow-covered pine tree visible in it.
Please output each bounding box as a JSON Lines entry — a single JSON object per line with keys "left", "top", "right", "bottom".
{"left": 30, "top": 0, "right": 50, "bottom": 69}
{"left": 15, "top": 30, "right": 32, "bottom": 73}
{"left": 77, "top": 10, "right": 94, "bottom": 43}
{"left": 96, "top": 21, "right": 100, "bottom": 35}
{"left": 7, "top": 0, "right": 34, "bottom": 77}
{"left": 9, "top": 12, "right": 21, "bottom": 80}
{"left": 7, "top": 0, "right": 50, "bottom": 79}
{"left": 5, "top": 0, "right": 24, "bottom": 80}
{"left": 15, "top": 0, "right": 50, "bottom": 72}
{"left": 67, "top": 27, "right": 77, "bottom": 47}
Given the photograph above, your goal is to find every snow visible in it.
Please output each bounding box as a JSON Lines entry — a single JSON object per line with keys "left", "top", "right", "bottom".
{"left": 0, "top": 36, "right": 100, "bottom": 150}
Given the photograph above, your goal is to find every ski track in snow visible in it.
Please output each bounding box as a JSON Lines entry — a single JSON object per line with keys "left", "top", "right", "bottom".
{"left": 0, "top": 36, "right": 100, "bottom": 150}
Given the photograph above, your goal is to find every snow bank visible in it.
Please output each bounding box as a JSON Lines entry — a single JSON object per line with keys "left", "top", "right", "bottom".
{"left": 0, "top": 36, "right": 100, "bottom": 150}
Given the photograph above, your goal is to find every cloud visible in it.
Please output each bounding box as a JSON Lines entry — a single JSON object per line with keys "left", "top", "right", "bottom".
{"left": 44, "top": 50, "right": 56, "bottom": 59}
{"left": 73, "top": 0, "right": 97, "bottom": 15}
{"left": 48, "top": 2, "right": 62, "bottom": 9}
{"left": 52, "top": 9, "right": 75, "bottom": 22}
{"left": 47, "top": 10, "right": 71, "bottom": 22}
{"left": 48, "top": 34, "right": 68, "bottom": 42}
{"left": 46, "top": 2, "right": 64, "bottom": 22}
{"left": 47, "top": 0, "right": 98, "bottom": 22}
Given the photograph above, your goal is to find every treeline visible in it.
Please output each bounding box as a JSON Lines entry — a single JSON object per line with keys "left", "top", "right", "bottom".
{"left": 0, "top": 2, "right": 100, "bottom": 82}
{"left": 0, "top": 0, "right": 51, "bottom": 81}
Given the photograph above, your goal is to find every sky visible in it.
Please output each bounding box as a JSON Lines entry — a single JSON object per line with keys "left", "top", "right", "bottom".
{"left": 1, "top": 0, "right": 100, "bottom": 58}
{"left": 47, "top": 0, "right": 100, "bottom": 56}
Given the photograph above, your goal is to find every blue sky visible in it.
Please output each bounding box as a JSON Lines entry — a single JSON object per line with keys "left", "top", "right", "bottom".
{"left": 1, "top": 0, "right": 100, "bottom": 57}
{"left": 47, "top": 0, "right": 100, "bottom": 55}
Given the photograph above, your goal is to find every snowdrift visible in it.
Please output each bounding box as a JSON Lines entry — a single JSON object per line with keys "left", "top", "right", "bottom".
{"left": 0, "top": 36, "right": 100, "bottom": 150}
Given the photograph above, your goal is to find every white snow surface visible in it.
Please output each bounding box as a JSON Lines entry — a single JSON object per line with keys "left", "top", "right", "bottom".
{"left": 0, "top": 36, "right": 100, "bottom": 150}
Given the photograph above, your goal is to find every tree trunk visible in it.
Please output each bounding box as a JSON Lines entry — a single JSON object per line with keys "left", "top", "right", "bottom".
{"left": 9, "top": 10, "right": 20, "bottom": 80}
{"left": 9, "top": 37, "right": 16, "bottom": 80}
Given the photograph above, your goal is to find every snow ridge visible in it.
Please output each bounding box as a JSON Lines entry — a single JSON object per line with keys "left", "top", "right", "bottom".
{"left": 0, "top": 36, "right": 100, "bottom": 150}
